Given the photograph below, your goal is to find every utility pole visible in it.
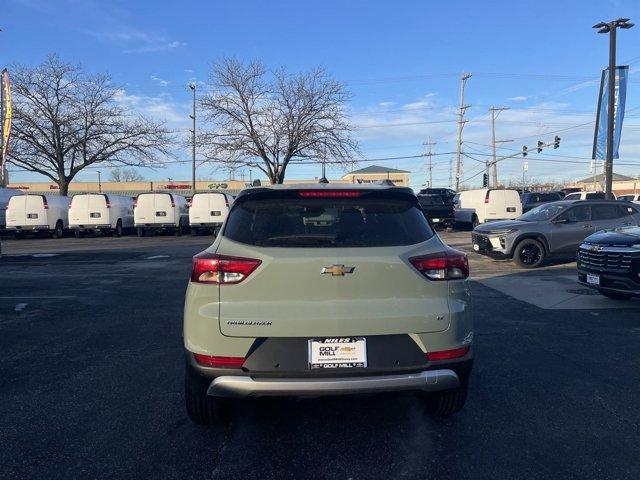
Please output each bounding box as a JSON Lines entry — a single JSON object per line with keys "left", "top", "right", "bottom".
{"left": 423, "top": 138, "right": 436, "bottom": 188}
{"left": 489, "top": 107, "right": 509, "bottom": 187}
{"left": 522, "top": 161, "right": 528, "bottom": 194}
{"left": 593, "top": 18, "right": 634, "bottom": 199}
{"left": 454, "top": 73, "right": 471, "bottom": 191}
{"left": 97, "top": 171, "right": 102, "bottom": 192}
{"left": 189, "top": 84, "right": 196, "bottom": 195}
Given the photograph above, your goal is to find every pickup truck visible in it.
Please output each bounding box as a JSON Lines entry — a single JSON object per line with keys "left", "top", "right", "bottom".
{"left": 417, "top": 194, "right": 454, "bottom": 229}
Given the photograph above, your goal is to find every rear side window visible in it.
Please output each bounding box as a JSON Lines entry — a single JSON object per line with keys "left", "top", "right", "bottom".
{"left": 224, "top": 191, "right": 434, "bottom": 248}
{"left": 591, "top": 204, "right": 621, "bottom": 220}
{"left": 586, "top": 192, "right": 606, "bottom": 199}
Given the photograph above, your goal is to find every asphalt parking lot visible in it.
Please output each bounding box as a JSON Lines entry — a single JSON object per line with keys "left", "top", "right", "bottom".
{"left": 1, "top": 231, "right": 639, "bottom": 479}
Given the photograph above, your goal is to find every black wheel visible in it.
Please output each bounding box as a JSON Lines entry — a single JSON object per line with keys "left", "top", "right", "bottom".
{"left": 513, "top": 238, "right": 545, "bottom": 268}
{"left": 74, "top": 230, "right": 84, "bottom": 239}
{"left": 52, "top": 220, "right": 64, "bottom": 239}
{"left": 14, "top": 231, "right": 25, "bottom": 239}
{"left": 185, "top": 365, "right": 226, "bottom": 425}
{"left": 471, "top": 215, "right": 479, "bottom": 230}
{"left": 114, "top": 220, "right": 123, "bottom": 237}
{"left": 601, "top": 290, "right": 632, "bottom": 300}
{"left": 424, "top": 378, "right": 469, "bottom": 419}
{"left": 136, "top": 227, "right": 146, "bottom": 237}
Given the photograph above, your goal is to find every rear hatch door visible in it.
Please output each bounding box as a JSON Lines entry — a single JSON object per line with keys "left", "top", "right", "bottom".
{"left": 217, "top": 188, "right": 451, "bottom": 338}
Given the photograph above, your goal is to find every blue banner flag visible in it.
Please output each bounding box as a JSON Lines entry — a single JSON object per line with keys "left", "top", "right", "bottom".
{"left": 593, "top": 66, "right": 629, "bottom": 160}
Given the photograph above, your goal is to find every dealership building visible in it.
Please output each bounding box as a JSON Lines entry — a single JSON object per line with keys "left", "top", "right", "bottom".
{"left": 5, "top": 165, "right": 411, "bottom": 196}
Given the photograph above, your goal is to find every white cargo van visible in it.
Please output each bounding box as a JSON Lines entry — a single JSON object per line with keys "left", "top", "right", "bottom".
{"left": 617, "top": 193, "right": 640, "bottom": 204}
{"left": 6, "top": 194, "right": 69, "bottom": 238}
{"left": 134, "top": 192, "right": 188, "bottom": 236}
{"left": 188, "top": 192, "right": 233, "bottom": 235}
{"left": 562, "top": 191, "right": 608, "bottom": 200}
{"left": 69, "top": 193, "right": 134, "bottom": 237}
{"left": 454, "top": 188, "right": 522, "bottom": 228}
{"left": 0, "top": 187, "right": 21, "bottom": 228}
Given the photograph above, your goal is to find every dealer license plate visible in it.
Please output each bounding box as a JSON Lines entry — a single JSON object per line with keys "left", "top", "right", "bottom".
{"left": 309, "top": 337, "right": 367, "bottom": 369}
{"left": 90, "top": 212, "right": 101, "bottom": 218}
{"left": 586, "top": 273, "right": 600, "bottom": 286}
{"left": 473, "top": 244, "right": 480, "bottom": 251}
{"left": 156, "top": 211, "right": 167, "bottom": 217}
{"left": 432, "top": 218, "right": 440, "bottom": 222}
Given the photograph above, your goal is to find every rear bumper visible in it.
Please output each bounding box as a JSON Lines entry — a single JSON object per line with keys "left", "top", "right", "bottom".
{"left": 135, "top": 223, "right": 177, "bottom": 228}
{"left": 6, "top": 225, "right": 50, "bottom": 231}
{"left": 72, "top": 224, "right": 111, "bottom": 230}
{"left": 207, "top": 369, "right": 459, "bottom": 397}
{"left": 190, "top": 222, "right": 223, "bottom": 228}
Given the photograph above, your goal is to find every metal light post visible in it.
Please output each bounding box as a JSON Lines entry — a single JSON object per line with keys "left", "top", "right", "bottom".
{"left": 97, "top": 171, "right": 102, "bottom": 192}
{"left": 189, "top": 84, "right": 196, "bottom": 195}
{"left": 593, "top": 18, "right": 634, "bottom": 199}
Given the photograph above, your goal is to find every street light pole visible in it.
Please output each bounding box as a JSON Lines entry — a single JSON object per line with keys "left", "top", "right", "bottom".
{"left": 189, "top": 84, "right": 196, "bottom": 195}
{"left": 593, "top": 18, "right": 634, "bottom": 199}
{"left": 97, "top": 171, "right": 102, "bottom": 192}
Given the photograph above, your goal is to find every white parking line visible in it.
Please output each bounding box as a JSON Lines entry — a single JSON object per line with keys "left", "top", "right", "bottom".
{"left": 14, "top": 303, "right": 28, "bottom": 311}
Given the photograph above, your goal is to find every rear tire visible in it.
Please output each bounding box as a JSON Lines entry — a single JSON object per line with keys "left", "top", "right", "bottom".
{"left": 191, "top": 228, "right": 198, "bottom": 236}
{"left": 513, "top": 238, "right": 545, "bottom": 268}
{"left": 601, "top": 290, "right": 632, "bottom": 300}
{"left": 114, "top": 220, "right": 123, "bottom": 237}
{"left": 424, "top": 378, "right": 469, "bottom": 419}
{"left": 52, "top": 220, "right": 64, "bottom": 239}
{"left": 74, "top": 230, "right": 84, "bottom": 239}
{"left": 14, "top": 231, "right": 25, "bottom": 239}
{"left": 185, "top": 365, "right": 226, "bottom": 425}
{"left": 136, "top": 227, "right": 146, "bottom": 237}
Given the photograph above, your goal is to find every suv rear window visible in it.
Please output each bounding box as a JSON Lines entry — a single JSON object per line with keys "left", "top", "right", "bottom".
{"left": 224, "top": 190, "right": 434, "bottom": 247}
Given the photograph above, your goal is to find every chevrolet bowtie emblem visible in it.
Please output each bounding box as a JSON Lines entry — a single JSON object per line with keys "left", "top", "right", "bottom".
{"left": 321, "top": 265, "right": 355, "bottom": 276}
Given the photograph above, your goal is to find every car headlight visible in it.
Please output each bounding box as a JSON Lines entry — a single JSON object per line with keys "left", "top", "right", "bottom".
{"left": 488, "top": 229, "right": 517, "bottom": 235}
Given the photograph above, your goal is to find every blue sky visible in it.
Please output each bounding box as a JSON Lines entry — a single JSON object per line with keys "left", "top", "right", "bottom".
{"left": 3, "top": 0, "right": 640, "bottom": 189}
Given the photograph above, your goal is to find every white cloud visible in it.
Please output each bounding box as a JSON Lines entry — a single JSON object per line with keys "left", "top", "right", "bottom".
{"left": 113, "top": 89, "right": 188, "bottom": 126}
{"left": 123, "top": 40, "right": 187, "bottom": 54}
{"left": 151, "top": 75, "right": 170, "bottom": 87}
{"left": 508, "top": 96, "right": 528, "bottom": 102}
{"left": 378, "top": 101, "right": 396, "bottom": 107}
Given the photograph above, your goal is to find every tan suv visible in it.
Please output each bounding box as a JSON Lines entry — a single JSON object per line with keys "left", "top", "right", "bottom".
{"left": 183, "top": 184, "right": 473, "bottom": 424}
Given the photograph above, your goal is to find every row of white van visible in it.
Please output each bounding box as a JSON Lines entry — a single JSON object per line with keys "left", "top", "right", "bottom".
{"left": 1, "top": 191, "right": 234, "bottom": 238}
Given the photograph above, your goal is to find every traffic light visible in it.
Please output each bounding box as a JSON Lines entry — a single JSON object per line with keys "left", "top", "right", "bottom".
{"left": 554, "top": 136, "right": 561, "bottom": 149}
{"left": 522, "top": 145, "right": 528, "bottom": 157}
{"left": 483, "top": 173, "right": 488, "bottom": 187}
{"left": 537, "top": 141, "right": 544, "bottom": 153}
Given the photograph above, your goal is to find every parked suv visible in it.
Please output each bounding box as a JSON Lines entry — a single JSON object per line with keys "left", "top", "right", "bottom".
{"left": 577, "top": 226, "right": 640, "bottom": 300}
{"left": 472, "top": 200, "right": 640, "bottom": 268}
{"left": 183, "top": 184, "right": 473, "bottom": 424}
{"left": 521, "top": 191, "right": 563, "bottom": 213}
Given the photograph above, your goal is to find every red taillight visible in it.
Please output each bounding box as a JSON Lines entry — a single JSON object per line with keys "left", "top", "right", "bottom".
{"left": 409, "top": 250, "right": 469, "bottom": 280}
{"left": 193, "top": 353, "right": 245, "bottom": 368}
{"left": 104, "top": 195, "right": 110, "bottom": 208}
{"left": 133, "top": 199, "right": 138, "bottom": 208}
{"left": 299, "top": 190, "right": 362, "bottom": 198}
{"left": 191, "top": 252, "right": 261, "bottom": 284}
{"left": 484, "top": 190, "right": 490, "bottom": 204}
{"left": 43, "top": 198, "right": 48, "bottom": 209}
{"left": 426, "top": 346, "right": 470, "bottom": 361}
{"left": 187, "top": 199, "right": 192, "bottom": 208}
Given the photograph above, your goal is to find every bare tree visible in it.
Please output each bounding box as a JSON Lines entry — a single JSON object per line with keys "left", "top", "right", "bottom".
{"left": 109, "top": 167, "right": 145, "bottom": 182}
{"left": 8, "top": 54, "right": 173, "bottom": 195}
{"left": 199, "top": 58, "right": 357, "bottom": 184}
